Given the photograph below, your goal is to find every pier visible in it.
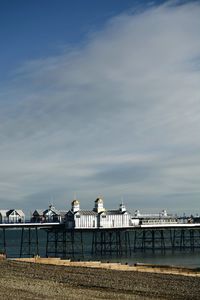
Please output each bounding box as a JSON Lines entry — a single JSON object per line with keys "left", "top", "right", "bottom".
{"left": 1, "top": 223, "right": 200, "bottom": 258}
{"left": 0, "top": 198, "right": 200, "bottom": 258}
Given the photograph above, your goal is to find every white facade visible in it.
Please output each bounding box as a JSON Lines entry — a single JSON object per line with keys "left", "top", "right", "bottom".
{"left": 6, "top": 209, "right": 25, "bottom": 223}
{"left": 65, "top": 198, "right": 132, "bottom": 229}
{"left": 31, "top": 205, "right": 61, "bottom": 223}
{"left": 134, "top": 209, "right": 177, "bottom": 225}
{"left": 74, "top": 211, "right": 97, "bottom": 228}
{"left": 65, "top": 200, "right": 97, "bottom": 229}
{"left": 43, "top": 205, "right": 61, "bottom": 222}
{"left": 130, "top": 218, "right": 140, "bottom": 226}
{"left": 134, "top": 209, "right": 169, "bottom": 218}
{"left": 94, "top": 198, "right": 105, "bottom": 213}
{"left": 0, "top": 210, "right": 8, "bottom": 223}
{"left": 99, "top": 211, "right": 130, "bottom": 228}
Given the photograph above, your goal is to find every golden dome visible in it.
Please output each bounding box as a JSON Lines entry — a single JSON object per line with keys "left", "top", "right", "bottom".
{"left": 95, "top": 197, "right": 103, "bottom": 203}
{"left": 71, "top": 200, "right": 80, "bottom": 206}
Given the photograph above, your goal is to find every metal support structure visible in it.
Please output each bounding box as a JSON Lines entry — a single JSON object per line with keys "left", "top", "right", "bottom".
{"left": 20, "top": 227, "right": 39, "bottom": 257}
{"left": 72, "top": 230, "right": 84, "bottom": 258}
{"left": 0, "top": 228, "right": 6, "bottom": 254}
{"left": 91, "top": 229, "right": 131, "bottom": 257}
{"left": 2, "top": 224, "right": 200, "bottom": 258}
{"left": 46, "top": 229, "right": 84, "bottom": 259}
{"left": 46, "top": 229, "right": 66, "bottom": 257}
{"left": 133, "top": 227, "right": 200, "bottom": 253}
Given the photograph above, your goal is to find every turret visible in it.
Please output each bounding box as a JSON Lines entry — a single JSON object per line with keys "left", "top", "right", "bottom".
{"left": 161, "top": 209, "right": 167, "bottom": 217}
{"left": 119, "top": 202, "right": 126, "bottom": 213}
{"left": 94, "top": 197, "right": 105, "bottom": 213}
{"left": 135, "top": 209, "right": 140, "bottom": 217}
{"left": 71, "top": 199, "right": 80, "bottom": 213}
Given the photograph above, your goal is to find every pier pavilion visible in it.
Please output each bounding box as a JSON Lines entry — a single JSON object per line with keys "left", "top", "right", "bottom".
{"left": 65, "top": 198, "right": 131, "bottom": 229}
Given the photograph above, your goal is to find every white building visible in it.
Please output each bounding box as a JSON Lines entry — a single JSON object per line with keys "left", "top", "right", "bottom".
{"left": 65, "top": 197, "right": 131, "bottom": 229}
{"left": 133, "top": 209, "right": 177, "bottom": 225}
{"left": 65, "top": 200, "right": 97, "bottom": 229}
{"left": 43, "top": 205, "right": 61, "bottom": 222}
{"left": 6, "top": 209, "right": 25, "bottom": 223}
{"left": 97, "top": 199, "right": 130, "bottom": 228}
{"left": 31, "top": 205, "right": 62, "bottom": 223}
{"left": 0, "top": 210, "right": 8, "bottom": 223}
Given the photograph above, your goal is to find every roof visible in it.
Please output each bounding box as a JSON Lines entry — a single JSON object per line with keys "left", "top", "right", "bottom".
{"left": 66, "top": 209, "right": 131, "bottom": 216}
{"left": 15, "top": 210, "right": 25, "bottom": 216}
{"left": 75, "top": 210, "right": 97, "bottom": 216}
{"left": 33, "top": 209, "right": 44, "bottom": 216}
{"left": 95, "top": 198, "right": 103, "bottom": 203}
{"left": 66, "top": 210, "right": 97, "bottom": 216}
{"left": 6, "top": 209, "right": 14, "bottom": 216}
{"left": 6, "top": 209, "right": 25, "bottom": 217}
{"left": 66, "top": 210, "right": 73, "bottom": 216}
{"left": 101, "top": 210, "right": 128, "bottom": 215}
{"left": 138, "top": 215, "right": 174, "bottom": 219}
{"left": 71, "top": 200, "right": 80, "bottom": 205}
{"left": 43, "top": 208, "right": 61, "bottom": 216}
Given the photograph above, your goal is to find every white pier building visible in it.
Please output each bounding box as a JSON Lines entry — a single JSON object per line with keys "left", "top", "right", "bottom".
{"left": 65, "top": 197, "right": 131, "bottom": 229}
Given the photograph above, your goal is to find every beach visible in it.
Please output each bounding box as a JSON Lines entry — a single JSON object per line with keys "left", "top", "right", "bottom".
{"left": 0, "top": 259, "right": 200, "bottom": 299}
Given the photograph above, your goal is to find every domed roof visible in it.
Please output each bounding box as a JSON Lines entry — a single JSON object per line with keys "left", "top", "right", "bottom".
{"left": 71, "top": 199, "right": 80, "bottom": 205}
{"left": 95, "top": 197, "right": 103, "bottom": 203}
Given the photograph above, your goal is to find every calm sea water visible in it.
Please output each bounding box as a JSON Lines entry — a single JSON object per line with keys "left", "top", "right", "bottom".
{"left": 1, "top": 229, "right": 200, "bottom": 268}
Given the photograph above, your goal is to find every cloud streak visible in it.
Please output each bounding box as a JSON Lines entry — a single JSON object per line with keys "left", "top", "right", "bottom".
{"left": 1, "top": 2, "right": 200, "bottom": 213}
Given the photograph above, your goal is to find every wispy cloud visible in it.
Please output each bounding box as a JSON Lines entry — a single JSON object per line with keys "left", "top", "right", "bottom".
{"left": 1, "top": 2, "right": 200, "bottom": 213}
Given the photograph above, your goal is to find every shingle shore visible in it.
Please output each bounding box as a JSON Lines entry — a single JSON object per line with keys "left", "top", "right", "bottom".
{"left": 13, "top": 257, "right": 200, "bottom": 277}
{"left": 0, "top": 259, "right": 199, "bottom": 299}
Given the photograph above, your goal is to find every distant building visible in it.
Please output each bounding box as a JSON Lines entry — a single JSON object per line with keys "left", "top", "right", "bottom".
{"left": 0, "top": 209, "right": 25, "bottom": 223}
{"left": 31, "top": 205, "right": 61, "bottom": 223}
{"left": 65, "top": 200, "right": 97, "bottom": 229}
{"left": 0, "top": 210, "right": 8, "bottom": 223}
{"left": 31, "top": 209, "right": 45, "bottom": 222}
{"left": 43, "top": 205, "right": 61, "bottom": 222}
{"left": 65, "top": 197, "right": 131, "bottom": 229}
{"left": 133, "top": 209, "right": 177, "bottom": 225}
{"left": 190, "top": 216, "right": 200, "bottom": 224}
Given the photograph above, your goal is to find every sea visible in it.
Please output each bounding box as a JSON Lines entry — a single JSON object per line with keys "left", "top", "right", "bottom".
{"left": 1, "top": 229, "right": 200, "bottom": 268}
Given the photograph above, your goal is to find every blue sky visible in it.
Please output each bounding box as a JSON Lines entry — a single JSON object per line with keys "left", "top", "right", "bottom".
{"left": 0, "top": 0, "right": 167, "bottom": 81}
{"left": 0, "top": 0, "right": 148, "bottom": 80}
{"left": 1, "top": 0, "right": 200, "bottom": 215}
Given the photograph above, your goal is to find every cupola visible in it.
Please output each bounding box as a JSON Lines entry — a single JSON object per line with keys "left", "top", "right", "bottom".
{"left": 135, "top": 209, "right": 140, "bottom": 217}
{"left": 71, "top": 199, "right": 80, "bottom": 213}
{"left": 94, "top": 197, "right": 105, "bottom": 213}
{"left": 119, "top": 202, "right": 126, "bottom": 213}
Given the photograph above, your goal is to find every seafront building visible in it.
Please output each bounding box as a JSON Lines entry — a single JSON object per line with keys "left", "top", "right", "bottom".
{"left": 0, "top": 209, "right": 25, "bottom": 223}
{"left": 31, "top": 205, "right": 65, "bottom": 223}
{"left": 65, "top": 197, "right": 131, "bottom": 228}
{"left": 131, "top": 209, "right": 178, "bottom": 225}
{"left": 0, "top": 197, "right": 189, "bottom": 227}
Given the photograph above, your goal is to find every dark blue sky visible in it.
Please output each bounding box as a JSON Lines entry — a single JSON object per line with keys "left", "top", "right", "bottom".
{"left": 0, "top": 0, "right": 167, "bottom": 81}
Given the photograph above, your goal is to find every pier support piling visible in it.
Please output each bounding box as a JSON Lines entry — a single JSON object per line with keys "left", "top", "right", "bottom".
{"left": 20, "top": 227, "right": 39, "bottom": 257}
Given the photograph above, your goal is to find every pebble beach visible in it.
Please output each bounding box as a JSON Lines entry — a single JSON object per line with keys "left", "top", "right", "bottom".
{"left": 0, "top": 259, "right": 200, "bottom": 299}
